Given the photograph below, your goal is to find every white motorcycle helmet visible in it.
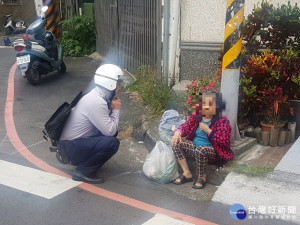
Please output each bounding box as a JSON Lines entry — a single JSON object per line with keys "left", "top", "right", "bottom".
{"left": 94, "top": 64, "right": 124, "bottom": 91}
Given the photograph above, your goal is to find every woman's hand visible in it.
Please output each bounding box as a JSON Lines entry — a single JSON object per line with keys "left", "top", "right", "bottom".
{"left": 171, "top": 131, "right": 182, "bottom": 147}
{"left": 199, "top": 123, "right": 212, "bottom": 134}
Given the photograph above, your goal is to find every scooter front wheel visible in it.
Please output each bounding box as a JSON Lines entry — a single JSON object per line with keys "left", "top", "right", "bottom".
{"left": 26, "top": 67, "right": 41, "bottom": 85}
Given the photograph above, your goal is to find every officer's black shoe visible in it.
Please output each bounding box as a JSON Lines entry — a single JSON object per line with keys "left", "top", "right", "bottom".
{"left": 56, "top": 152, "right": 70, "bottom": 164}
{"left": 56, "top": 145, "right": 70, "bottom": 164}
{"left": 72, "top": 170, "right": 104, "bottom": 184}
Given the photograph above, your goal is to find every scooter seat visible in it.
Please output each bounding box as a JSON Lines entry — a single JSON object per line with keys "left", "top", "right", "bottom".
{"left": 13, "top": 38, "right": 24, "bottom": 44}
{"left": 13, "top": 40, "right": 47, "bottom": 53}
{"left": 4, "top": 14, "right": 12, "bottom": 17}
{"left": 31, "top": 42, "right": 47, "bottom": 52}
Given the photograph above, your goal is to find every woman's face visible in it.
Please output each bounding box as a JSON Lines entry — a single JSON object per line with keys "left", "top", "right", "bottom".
{"left": 202, "top": 94, "right": 217, "bottom": 118}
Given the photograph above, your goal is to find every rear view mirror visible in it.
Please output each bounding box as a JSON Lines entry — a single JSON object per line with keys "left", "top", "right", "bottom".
{"left": 41, "top": 6, "right": 48, "bottom": 18}
{"left": 42, "top": 6, "right": 49, "bottom": 13}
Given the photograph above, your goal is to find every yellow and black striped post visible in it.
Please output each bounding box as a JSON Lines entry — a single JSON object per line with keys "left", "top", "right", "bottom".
{"left": 221, "top": 0, "right": 245, "bottom": 141}
{"left": 43, "top": 0, "right": 62, "bottom": 40}
{"left": 223, "top": 0, "right": 245, "bottom": 69}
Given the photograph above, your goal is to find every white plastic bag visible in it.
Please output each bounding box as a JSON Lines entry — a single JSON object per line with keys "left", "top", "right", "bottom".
{"left": 159, "top": 110, "right": 184, "bottom": 143}
{"left": 143, "top": 141, "right": 179, "bottom": 184}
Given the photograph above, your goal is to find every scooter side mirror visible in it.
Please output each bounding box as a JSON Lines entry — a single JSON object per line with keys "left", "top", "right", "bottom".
{"left": 42, "top": 6, "right": 48, "bottom": 12}
{"left": 41, "top": 6, "right": 48, "bottom": 18}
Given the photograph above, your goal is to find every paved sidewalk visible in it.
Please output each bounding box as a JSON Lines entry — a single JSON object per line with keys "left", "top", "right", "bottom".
{"left": 212, "top": 137, "right": 300, "bottom": 224}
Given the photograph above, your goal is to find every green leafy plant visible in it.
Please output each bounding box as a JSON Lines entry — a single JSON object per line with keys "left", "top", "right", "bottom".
{"left": 128, "top": 66, "right": 174, "bottom": 115}
{"left": 60, "top": 16, "right": 96, "bottom": 56}
{"left": 292, "top": 73, "right": 300, "bottom": 86}
{"left": 239, "top": 1, "right": 300, "bottom": 125}
{"left": 269, "top": 2, "right": 300, "bottom": 51}
{"left": 240, "top": 50, "right": 299, "bottom": 124}
{"left": 242, "top": 1, "right": 300, "bottom": 55}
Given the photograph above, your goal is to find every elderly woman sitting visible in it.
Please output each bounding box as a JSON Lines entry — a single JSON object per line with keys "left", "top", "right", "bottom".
{"left": 170, "top": 91, "right": 234, "bottom": 189}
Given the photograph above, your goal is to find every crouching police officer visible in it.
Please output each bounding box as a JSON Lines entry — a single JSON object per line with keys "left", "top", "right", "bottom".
{"left": 57, "top": 64, "right": 123, "bottom": 184}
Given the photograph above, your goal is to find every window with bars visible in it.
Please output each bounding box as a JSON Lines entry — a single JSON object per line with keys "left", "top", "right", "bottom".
{"left": 2, "top": 0, "right": 22, "bottom": 5}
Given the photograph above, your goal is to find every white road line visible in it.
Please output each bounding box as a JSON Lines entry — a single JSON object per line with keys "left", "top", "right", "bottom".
{"left": 142, "top": 214, "right": 195, "bottom": 225}
{"left": 0, "top": 160, "right": 81, "bottom": 199}
{"left": 8, "top": 139, "right": 47, "bottom": 156}
{"left": 13, "top": 139, "right": 47, "bottom": 153}
{"left": 0, "top": 133, "right": 8, "bottom": 146}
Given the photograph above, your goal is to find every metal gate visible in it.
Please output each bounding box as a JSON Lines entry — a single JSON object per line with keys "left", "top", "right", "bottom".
{"left": 95, "top": 0, "right": 162, "bottom": 72}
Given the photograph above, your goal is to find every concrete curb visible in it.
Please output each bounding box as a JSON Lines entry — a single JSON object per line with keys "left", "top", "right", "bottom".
{"left": 142, "top": 116, "right": 161, "bottom": 152}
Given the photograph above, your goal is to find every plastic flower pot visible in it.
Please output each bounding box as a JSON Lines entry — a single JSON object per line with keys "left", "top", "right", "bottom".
{"left": 262, "top": 131, "right": 270, "bottom": 146}
{"left": 278, "top": 129, "right": 286, "bottom": 147}
{"left": 270, "top": 126, "right": 280, "bottom": 147}
{"left": 254, "top": 127, "right": 262, "bottom": 144}
{"left": 288, "top": 122, "right": 296, "bottom": 142}
{"left": 289, "top": 100, "right": 300, "bottom": 139}
{"left": 261, "top": 122, "right": 285, "bottom": 132}
{"left": 285, "top": 129, "right": 292, "bottom": 144}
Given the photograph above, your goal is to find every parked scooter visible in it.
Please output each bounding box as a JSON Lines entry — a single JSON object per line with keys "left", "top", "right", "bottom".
{"left": 3, "top": 14, "right": 26, "bottom": 35}
{"left": 13, "top": 6, "right": 66, "bottom": 85}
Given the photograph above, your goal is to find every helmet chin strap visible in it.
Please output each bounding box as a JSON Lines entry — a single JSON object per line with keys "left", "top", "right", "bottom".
{"left": 97, "top": 85, "right": 116, "bottom": 103}
{"left": 109, "top": 90, "right": 116, "bottom": 101}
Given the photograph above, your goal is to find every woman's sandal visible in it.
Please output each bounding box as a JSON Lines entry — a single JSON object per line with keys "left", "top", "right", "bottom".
{"left": 173, "top": 174, "right": 193, "bottom": 185}
{"left": 192, "top": 178, "right": 206, "bottom": 189}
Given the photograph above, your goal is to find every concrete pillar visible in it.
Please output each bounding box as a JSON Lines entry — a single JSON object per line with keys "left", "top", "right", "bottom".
{"left": 221, "top": 0, "right": 245, "bottom": 141}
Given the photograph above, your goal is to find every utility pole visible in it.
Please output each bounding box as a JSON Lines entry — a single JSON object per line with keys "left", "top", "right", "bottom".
{"left": 43, "top": 0, "right": 62, "bottom": 39}
{"left": 221, "top": 0, "right": 245, "bottom": 141}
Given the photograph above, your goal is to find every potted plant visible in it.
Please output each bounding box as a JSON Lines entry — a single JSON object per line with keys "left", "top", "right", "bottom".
{"left": 289, "top": 89, "right": 300, "bottom": 139}
{"left": 240, "top": 48, "right": 299, "bottom": 127}
{"left": 240, "top": 1, "right": 300, "bottom": 138}
{"left": 258, "top": 86, "right": 287, "bottom": 132}
{"left": 237, "top": 102, "right": 251, "bottom": 131}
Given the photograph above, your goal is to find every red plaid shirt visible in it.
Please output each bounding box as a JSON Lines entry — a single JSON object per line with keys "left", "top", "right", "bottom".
{"left": 175, "top": 114, "right": 234, "bottom": 163}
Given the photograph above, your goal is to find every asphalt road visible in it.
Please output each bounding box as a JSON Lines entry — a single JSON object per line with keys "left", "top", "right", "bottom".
{"left": 0, "top": 46, "right": 297, "bottom": 225}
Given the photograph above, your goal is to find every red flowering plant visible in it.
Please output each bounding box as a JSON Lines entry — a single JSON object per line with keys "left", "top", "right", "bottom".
{"left": 185, "top": 77, "right": 219, "bottom": 112}
{"left": 258, "top": 86, "right": 288, "bottom": 126}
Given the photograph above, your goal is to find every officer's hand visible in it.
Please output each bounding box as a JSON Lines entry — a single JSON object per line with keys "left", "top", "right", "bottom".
{"left": 171, "top": 131, "right": 182, "bottom": 147}
{"left": 111, "top": 97, "right": 122, "bottom": 110}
